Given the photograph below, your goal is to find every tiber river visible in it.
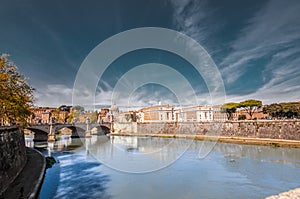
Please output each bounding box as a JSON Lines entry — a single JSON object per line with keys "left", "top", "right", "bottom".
{"left": 25, "top": 135, "right": 300, "bottom": 199}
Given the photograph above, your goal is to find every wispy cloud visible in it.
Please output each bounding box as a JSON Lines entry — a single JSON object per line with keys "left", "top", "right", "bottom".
{"left": 95, "top": 83, "right": 214, "bottom": 110}
{"left": 169, "top": 0, "right": 218, "bottom": 44}
{"left": 220, "top": 0, "right": 300, "bottom": 86}
{"left": 168, "top": 0, "right": 227, "bottom": 105}
{"left": 170, "top": 0, "right": 300, "bottom": 104}
{"left": 32, "top": 0, "right": 300, "bottom": 108}
{"left": 225, "top": 49, "right": 300, "bottom": 104}
{"left": 95, "top": 64, "right": 205, "bottom": 109}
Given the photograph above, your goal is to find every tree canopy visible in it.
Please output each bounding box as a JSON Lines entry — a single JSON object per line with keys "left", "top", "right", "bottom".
{"left": 220, "top": 102, "right": 239, "bottom": 120}
{"left": 221, "top": 99, "right": 263, "bottom": 120}
{"left": 238, "top": 99, "right": 262, "bottom": 119}
{"left": 0, "top": 54, "right": 34, "bottom": 126}
{"left": 263, "top": 102, "right": 300, "bottom": 118}
{"left": 73, "top": 105, "right": 84, "bottom": 112}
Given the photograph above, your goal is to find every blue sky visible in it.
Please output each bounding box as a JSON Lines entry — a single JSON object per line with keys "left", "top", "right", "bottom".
{"left": 1, "top": 0, "right": 300, "bottom": 107}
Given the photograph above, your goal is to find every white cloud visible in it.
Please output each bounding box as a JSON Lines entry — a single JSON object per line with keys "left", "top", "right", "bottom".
{"left": 35, "top": 0, "right": 300, "bottom": 108}
{"left": 226, "top": 77, "right": 300, "bottom": 104}
{"left": 220, "top": 0, "right": 300, "bottom": 85}
{"left": 217, "top": 0, "right": 300, "bottom": 104}
{"left": 35, "top": 84, "right": 73, "bottom": 107}
{"left": 169, "top": 0, "right": 218, "bottom": 44}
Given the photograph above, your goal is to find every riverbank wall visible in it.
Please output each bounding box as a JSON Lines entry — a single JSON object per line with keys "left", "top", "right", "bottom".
{"left": 0, "top": 126, "right": 27, "bottom": 194}
{"left": 114, "top": 120, "right": 300, "bottom": 140}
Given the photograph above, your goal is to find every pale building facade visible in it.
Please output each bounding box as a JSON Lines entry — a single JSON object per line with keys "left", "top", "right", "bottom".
{"left": 212, "top": 105, "right": 227, "bottom": 121}
{"left": 176, "top": 106, "right": 214, "bottom": 122}
{"left": 135, "top": 105, "right": 225, "bottom": 123}
{"left": 138, "top": 105, "right": 175, "bottom": 123}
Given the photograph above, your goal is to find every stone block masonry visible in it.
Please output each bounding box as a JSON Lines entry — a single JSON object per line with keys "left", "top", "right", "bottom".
{"left": 115, "top": 120, "right": 300, "bottom": 141}
{"left": 266, "top": 187, "right": 300, "bottom": 199}
{"left": 0, "top": 126, "right": 27, "bottom": 195}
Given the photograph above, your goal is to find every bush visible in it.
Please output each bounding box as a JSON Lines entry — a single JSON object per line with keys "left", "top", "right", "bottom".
{"left": 238, "top": 115, "right": 246, "bottom": 120}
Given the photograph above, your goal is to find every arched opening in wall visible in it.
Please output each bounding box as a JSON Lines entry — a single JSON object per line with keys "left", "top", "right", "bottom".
{"left": 55, "top": 126, "right": 86, "bottom": 138}
{"left": 26, "top": 128, "right": 48, "bottom": 141}
{"left": 91, "top": 126, "right": 110, "bottom": 135}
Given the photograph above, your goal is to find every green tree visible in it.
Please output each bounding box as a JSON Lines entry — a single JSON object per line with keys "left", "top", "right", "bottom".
{"left": 280, "top": 102, "right": 299, "bottom": 118}
{"left": 221, "top": 102, "right": 239, "bottom": 120}
{"left": 89, "top": 111, "right": 98, "bottom": 123}
{"left": 239, "top": 99, "right": 262, "bottom": 119}
{"left": 0, "top": 54, "right": 34, "bottom": 126}
{"left": 238, "top": 114, "right": 246, "bottom": 120}
{"left": 73, "top": 105, "right": 84, "bottom": 113}
{"left": 263, "top": 102, "right": 300, "bottom": 119}
{"left": 263, "top": 103, "right": 283, "bottom": 118}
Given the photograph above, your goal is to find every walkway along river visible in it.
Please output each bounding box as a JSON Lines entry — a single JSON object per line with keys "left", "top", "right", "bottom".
{"left": 25, "top": 134, "right": 300, "bottom": 199}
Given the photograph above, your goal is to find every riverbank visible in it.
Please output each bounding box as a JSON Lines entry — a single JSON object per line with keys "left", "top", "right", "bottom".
{"left": 1, "top": 147, "right": 46, "bottom": 199}
{"left": 266, "top": 187, "right": 300, "bottom": 199}
{"left": 109, "top": 133, "right": 300, "bottom": 148}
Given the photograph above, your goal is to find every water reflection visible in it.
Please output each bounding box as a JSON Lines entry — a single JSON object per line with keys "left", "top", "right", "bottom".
{"left": 52, "top": 153, "right": 111, "bottom": 199}
{"left": 211, "top": 142, "right": 300, "bottom": 167}
{"left": 25, "top": 134, "right": 83, "bottom": 155}
{"left": 32, "top": 136, "right": 111, "bottom": 199}
{"left": 84, "top": 135, "right": 195, "bottom": 173}
{"left": 25, "top": 134, "right": 34, "bottom": 148}
{"left": 33, "top": 135, "right": 300, "bottom": 199}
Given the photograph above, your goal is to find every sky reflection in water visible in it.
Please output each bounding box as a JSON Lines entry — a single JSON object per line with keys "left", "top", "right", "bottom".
{"left": 33, "top": 136, "right": 300, "bottom": 199}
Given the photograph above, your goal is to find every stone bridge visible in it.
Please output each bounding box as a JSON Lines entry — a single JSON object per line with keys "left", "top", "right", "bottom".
{"left": 26, "top": 123, "right": 112, "bottom": 141}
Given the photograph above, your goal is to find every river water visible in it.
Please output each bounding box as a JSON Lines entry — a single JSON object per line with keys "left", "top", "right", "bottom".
{"left": 25, "top": 135, "right": 300, "bottom": 199}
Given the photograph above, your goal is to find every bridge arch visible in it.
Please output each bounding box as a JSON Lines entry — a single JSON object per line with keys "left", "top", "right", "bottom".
{"left": 26, "top": 127, "right": 48, "bottom": 141}
{"left": 55, "top": 125, "right": 86, "bottom": 138}
{"left": 91, "top": 125, "right": 110, "bottom": 135}
{"left": 25, "top": 123, "right": 111, "bottom": 141}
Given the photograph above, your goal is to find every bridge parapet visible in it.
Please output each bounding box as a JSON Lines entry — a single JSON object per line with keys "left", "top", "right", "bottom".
{"left": 25, "top": 123, "right": 111, "bottom": 141}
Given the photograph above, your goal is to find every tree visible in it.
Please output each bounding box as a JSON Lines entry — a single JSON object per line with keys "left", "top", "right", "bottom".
{"left": 239, "top": 99, "right": 262, "bottom": 119}
{"left": 89, "top": 111, "right": 99, "bottom": 123}
{"left": 263, "top": 103, "right": 283, "bottom": 118}
{"left": 221, "top": 102, "right": 239, "bottom": 120}
{"left": 238, "top": 114, "right": 246, "bottom": 120}
{"left": 0, "top": 54, "right": 34, "bottom": 126}
{"left": 264, "top": 102, "right": 300, "bottom": 119}
{"left": 73, "top": 105, "right": 84, "bottom": 113}
{"left": 280, "top": 102, "right": 299, "bottom": 118}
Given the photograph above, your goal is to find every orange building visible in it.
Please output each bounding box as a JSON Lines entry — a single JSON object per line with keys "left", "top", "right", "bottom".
{"left": 232, "top": 107, "right": 269, "bottom": 120}
{"left": 99, "top": 108, "right": 109, "bottom": 123}
{"left": 30, "top": 107, "right": 56, "bottom": 124}
{"left": 30, "top": 105, "right": 73, "bottom": 124}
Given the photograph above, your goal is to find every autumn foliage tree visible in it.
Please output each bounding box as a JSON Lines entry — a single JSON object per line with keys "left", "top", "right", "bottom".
{"left": 0, "top": 54, "right": 34, "bottom": 126}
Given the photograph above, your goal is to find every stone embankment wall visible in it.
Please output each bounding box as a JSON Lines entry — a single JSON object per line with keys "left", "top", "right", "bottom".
{"left": 114, "top": 122, "right": 137, "bottom": 134}
{"left": 0, "top": 127, "right": 27, "bottom": 194}
{"left": 115, "top": 120, "right": 300, "bottom": 140}
{"left": 266, "top": 187, "right": 300, "bottom": 199}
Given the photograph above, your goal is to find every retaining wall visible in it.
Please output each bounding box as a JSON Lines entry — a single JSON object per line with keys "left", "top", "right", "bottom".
{"left": 0, "top": 126, "right": 27, "bottom": 194}
{"left": 115, "top": 120, "right": 300, "bottom": 140}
